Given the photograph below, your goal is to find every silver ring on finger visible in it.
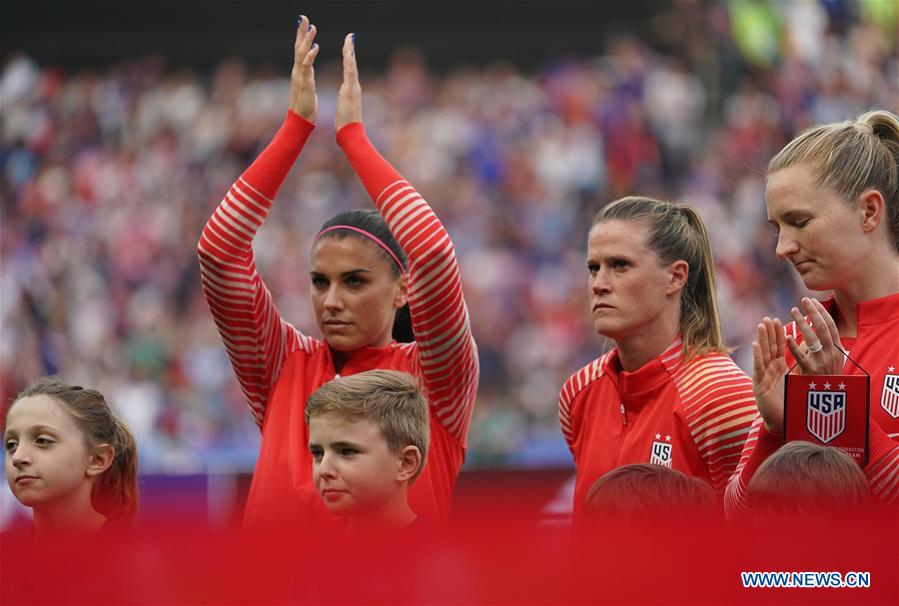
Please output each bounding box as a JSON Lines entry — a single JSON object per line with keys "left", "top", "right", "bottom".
{"left": 806, "top": 341, "right": 823, "bottom": 354}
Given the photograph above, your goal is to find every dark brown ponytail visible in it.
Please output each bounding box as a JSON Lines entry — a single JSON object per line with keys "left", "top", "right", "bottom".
{"left": 317, "top": 209, "right": 415, "bottom": 342}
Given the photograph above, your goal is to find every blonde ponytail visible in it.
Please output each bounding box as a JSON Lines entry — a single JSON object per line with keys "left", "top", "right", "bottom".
{"left": 592, "top": 197, "right": 726, "bottom": 360}
{"left": 768, "top": 109, "right": 899, "bottom": 251}
{"left": 676, "top": 205, "right": 726, "bottom": 358}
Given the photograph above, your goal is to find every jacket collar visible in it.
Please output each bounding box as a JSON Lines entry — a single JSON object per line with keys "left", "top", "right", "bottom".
{"left": 822, "top": 292, "right": 899, "bottom": 328}
{"left": 602, "top": 337, "right": 684, "bottom": 406}
{"left": 327, "top": 342, "right": 399, "bottom": 376}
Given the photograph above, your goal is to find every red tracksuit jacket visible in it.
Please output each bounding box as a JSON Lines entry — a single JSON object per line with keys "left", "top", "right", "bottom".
{"left": 725, "top": 293, "right": 899, "bottom": 516}
{"left": 198, "top": 112, "right": 479, "bottom": 527}
{"left": 560, "top": 337, "right": 757, "bottom": 519}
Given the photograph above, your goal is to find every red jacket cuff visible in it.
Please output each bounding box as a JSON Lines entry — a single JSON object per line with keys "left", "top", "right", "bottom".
{"left": 336, "top": 121, "right": 366, "bottom": 149}
{"left": 742, "top": 425, "right": 782, "bottom": 483}
{"left": 335, "top": 122, "right": 404, "bottom": 203}
{"left": 285, "top": 109, "right": 316, "bottom": 137}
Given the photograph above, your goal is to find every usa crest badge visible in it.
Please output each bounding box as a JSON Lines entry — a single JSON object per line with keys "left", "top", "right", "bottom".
{"left": 649, "top": 441, "right": 672, "bottom": 468}
{"left": 806, "top": 389, "right": 846, "bottom": 443}
{"left": 881, "top": 372, "right": 899, "bottom": 419}
{"left": 784, "top": 373, "right": 869, "bottom": 465}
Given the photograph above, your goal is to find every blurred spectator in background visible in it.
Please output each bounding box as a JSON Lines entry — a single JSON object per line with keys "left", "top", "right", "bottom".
{"left": 2, "top": 0, "right": 897, "bottom": 474}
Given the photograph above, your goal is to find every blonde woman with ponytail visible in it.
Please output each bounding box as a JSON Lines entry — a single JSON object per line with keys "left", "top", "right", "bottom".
{"left": 4, "top": 377, "right": 138, "bottom": 533}
{"left": 559, "top": 197, "right": 758, "bottom": 521}
{"left": 726, "top": 110, "right": 899, "bottom": 516}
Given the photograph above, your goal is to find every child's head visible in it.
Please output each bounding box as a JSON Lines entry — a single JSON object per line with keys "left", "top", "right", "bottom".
{"left": 305, "top": 370, "right": 429, "bottom": 519}
{"left": 4, "top": 377, "right": 138, "bottom": 525}
{"left": 584, "top": 463, "right": 718, "bottom": 526}
{"left": 747, "top": 441, "right": 870, "bottom": 522}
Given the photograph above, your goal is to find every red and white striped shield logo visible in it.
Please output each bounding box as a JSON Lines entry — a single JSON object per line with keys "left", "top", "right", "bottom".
{"left": 649, "top": 441, "right": 672, "bottom": 468}
{"left": 806, "top": 390, "right": 846, "bottom": 444}
{"left": 882, "top": 374, "right": 899, "bottom": 419}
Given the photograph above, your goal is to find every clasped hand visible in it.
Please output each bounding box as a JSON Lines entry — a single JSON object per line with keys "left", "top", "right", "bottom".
{"left": 290, "top": 15, "right": 362, "bottom": 131}
{"left": 752, "top": 298, "right": 845, "bottom": 434}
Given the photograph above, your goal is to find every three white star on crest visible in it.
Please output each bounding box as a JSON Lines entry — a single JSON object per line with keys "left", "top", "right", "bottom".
{"left": 655, "top": 433, "right": 661, "bottom": 440}
{"left": 823, "top": 382, "right": 832, "bottom": 389}
{"left": 889, "top": 366, "right": 896, "bottom": 373}
{"left": 838, "top": 383, "right": 846, "bottom": 390}
{"left": 809, "top": 382, "right": 817, "bottom": 389}
{"left": 665, "top": 435, "right": 671, "bottom": 442}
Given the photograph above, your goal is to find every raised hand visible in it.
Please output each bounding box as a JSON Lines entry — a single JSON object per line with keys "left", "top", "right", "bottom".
{"left": 335, "top": 33, "right": 363, "bottom": 132}
{"left": 289, "top": 15, "right": 320, "bottom": 123}
{"left": 786, "top": 297, "right": 846, "bottom": 375}
{"left": 752, "top": 317, "right": 788, "bottom": 434}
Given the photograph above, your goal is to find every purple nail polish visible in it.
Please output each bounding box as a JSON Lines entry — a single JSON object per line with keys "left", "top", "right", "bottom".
{"left": 296, "top": 15, "right": 305, "bottom": 28}
{"left": 351, "top": 33, "right": 356, "bottom": 43}
{"left": 308, "top": 23, "right": 313, "bottom": 32}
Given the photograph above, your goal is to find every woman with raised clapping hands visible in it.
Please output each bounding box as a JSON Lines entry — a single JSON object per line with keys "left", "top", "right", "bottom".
{"left": 198, "top": 17, "right": 478, "bottom": 528}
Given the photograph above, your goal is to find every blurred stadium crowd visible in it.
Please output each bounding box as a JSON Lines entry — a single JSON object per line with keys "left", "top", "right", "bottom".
{"left": 2, "top": 0, "right": 897, "bottom": 472}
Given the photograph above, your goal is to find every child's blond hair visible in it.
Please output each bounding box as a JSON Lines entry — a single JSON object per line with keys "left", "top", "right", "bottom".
{"left": 305, "top": 370, "right": 429, "bottom": 482}
{"left": 747, "top": 441, "right": 870, "bottom": 518}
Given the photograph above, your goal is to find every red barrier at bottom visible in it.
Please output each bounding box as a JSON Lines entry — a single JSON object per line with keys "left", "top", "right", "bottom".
{"left": 2, "top": 510, "right": 896, "bottom": 605}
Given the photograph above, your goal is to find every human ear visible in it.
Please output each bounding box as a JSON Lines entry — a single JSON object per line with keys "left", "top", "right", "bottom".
{"left": 396, "top": 445, "right": 422, "bottom": 483}
{"left": 858, "top": 188, "right": 886, "bottom": 235}
{"left": 86, "top": 444, "right": 115, "bottom": 477}
{"left": 666, "top": 260, "right": 689, "bottom": 295}
{"left": 394, "top": 273, "right": 410, "bottom": 310}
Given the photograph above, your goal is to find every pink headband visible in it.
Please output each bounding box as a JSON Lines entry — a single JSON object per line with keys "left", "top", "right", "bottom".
{"left": 315, "top": 225, "right": 405, "bottom": 272}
